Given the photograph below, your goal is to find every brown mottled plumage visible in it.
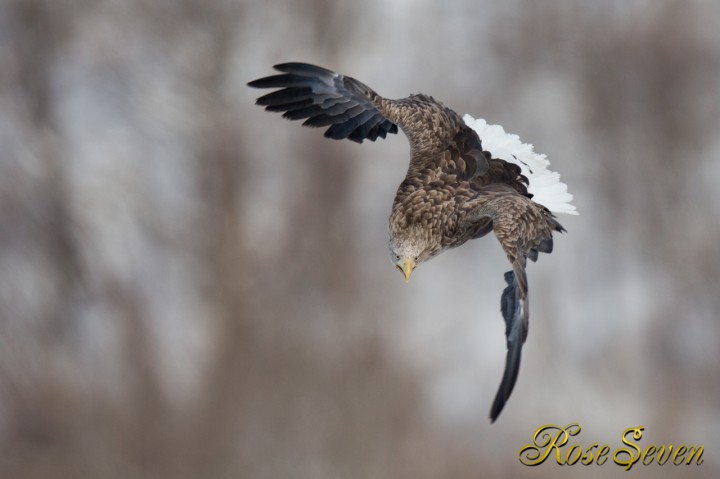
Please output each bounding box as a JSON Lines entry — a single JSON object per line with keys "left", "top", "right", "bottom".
{"left": 248, "top": 63, "right": 565, "bottom": 422}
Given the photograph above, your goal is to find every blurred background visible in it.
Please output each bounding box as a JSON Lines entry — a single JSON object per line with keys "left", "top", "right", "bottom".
{"left": 1, "top": 0, "right": 719, "bottom": 477}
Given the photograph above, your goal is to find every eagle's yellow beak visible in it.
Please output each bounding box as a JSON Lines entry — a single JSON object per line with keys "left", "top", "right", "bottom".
{"left": 396, "top": 257, "right": 415, "bottom": 283}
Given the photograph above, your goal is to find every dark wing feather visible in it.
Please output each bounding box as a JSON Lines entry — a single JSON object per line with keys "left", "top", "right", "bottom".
{"left": 248, "top": 63, "right": 397, "bottom": 143}
{"left": 490, "top": 260, "right": 528, "bottom": 422}
{"left": 461, "top": 192, "right": 564, "bottom": 422}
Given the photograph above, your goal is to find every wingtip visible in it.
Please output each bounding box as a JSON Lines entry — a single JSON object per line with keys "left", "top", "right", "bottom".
{"left": 489, "top": 382, "right": 510, "bottom": 423}
{"left": 489, "top": 387, "right": 510, "bottom": 424}
{"left": 489, "top": 407, "right": 500, "bottom": 423}
{"left": 273, "top": 62, "right": 336, "bottom": 76}
{"left": 272, "top": 62, "right": 300, "bottom": 71}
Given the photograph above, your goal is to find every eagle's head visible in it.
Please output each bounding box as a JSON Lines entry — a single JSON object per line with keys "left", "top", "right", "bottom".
{"left": 388, "top": 226, "right": 439, "bottom": 282}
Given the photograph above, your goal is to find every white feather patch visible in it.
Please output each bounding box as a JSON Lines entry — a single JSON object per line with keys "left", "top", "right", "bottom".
{"left": 463, "top": 114, "right": 578, "bottom": 215}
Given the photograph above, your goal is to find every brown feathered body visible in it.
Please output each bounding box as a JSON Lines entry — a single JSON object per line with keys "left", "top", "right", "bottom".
{"left": 248, "top": 63, "right": 565, "bottom": 422}
{"left": 377, "top": 94, "right": 559, "bottom": 267}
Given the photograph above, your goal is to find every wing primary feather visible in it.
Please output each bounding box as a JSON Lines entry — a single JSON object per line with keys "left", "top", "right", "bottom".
{"left": 255, "top": 87, "right": 313, "bottom": 106}
{"left": 282, "top": 104, "right": 328, "bottom": 121}
{"left": 273, "top": 62, "right": 337, "bottom": 78}
{"left": 247, "top": 74, "right": 313, "bottom": 89}
{"left": 301, "top": 103, "right": 359, "bottom": 127}
{"left": 264, "top": 99, "right": 313, "bottom": 113}
{"left": 490, "top": 268, "right": 527, "bottom": 423}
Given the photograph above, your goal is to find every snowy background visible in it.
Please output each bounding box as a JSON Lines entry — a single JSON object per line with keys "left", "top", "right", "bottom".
{"left": 1, "top": 0, "right": 719, "bottom": 478}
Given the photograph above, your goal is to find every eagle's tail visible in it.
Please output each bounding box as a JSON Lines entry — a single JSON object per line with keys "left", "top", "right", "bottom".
{"left": 463, "top": 114, "right": 577, "bottom": 216}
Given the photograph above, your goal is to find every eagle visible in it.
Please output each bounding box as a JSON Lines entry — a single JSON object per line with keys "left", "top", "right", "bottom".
{"left": 248, "top": 63, "right": 576, "bottom": 422}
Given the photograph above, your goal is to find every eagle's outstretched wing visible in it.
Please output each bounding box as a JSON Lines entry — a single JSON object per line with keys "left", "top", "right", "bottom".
{"left": 247, "top": 63, "right": 398, "bottom": 143}
{"left": 464, "top": 192, "right": 564, "bottom": 422}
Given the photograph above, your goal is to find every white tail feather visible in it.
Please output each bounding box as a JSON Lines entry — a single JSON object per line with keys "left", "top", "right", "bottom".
{"left": 463, "top": 114, "right": 578, "bottom": 215}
